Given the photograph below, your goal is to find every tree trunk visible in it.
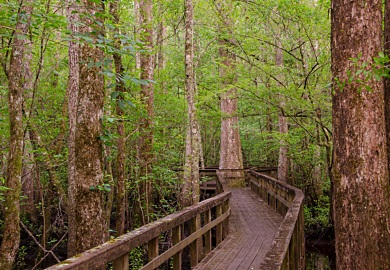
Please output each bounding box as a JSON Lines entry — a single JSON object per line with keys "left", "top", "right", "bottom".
{"left": 66, "top": 0, "right": 80, "bottom": 257}
{"left": 21, "top": 134, "right": 37, "bottom": 223}
{"left": 182, "top": 0, "right": 200, "bottom": 208}
{"left": 275, "top": 44, "right": 289, "bottom": 183}
{"left": 21, "top": 32, "right": 37, "bottom": 223}
{"left": 134, "top": 0, "right": 141, "bottom": 70}
{"left": 215, "top": 1, "right": 244, "bottom": 181}
{"left": 156, "top": 2, "right": 166, "bottom": 94}
{"left": 218, "top": 40, "right": 244, "bottom": 180}
{"left": 385, "top": 0, "right": 390, "bottom": 174}
{"left": 331, "top": 1, "right": 390, "bottom": 269}
{"left": 110, "top": 0, "right": 126, "bottom": 236}
{"left": 0, "top": 1, "right": 32, "bottom": 268}
{"left": 277, "top": 111, "right": 289, "bottom": 182}
{"left": 137, "top": 0, "right": 154, "bottom": 225}
{"left": 73, "top": 0, "right": 108, "bottom": 254}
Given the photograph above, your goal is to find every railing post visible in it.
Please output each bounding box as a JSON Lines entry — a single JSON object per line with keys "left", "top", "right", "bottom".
{"left": 204, "top": 209, "right": 212, "bottom": 255}
{"left": 216, "top": 204, "right": 223, "bottom": 245}
{"left": 148, "top": 237, "right": 159, "bottom": 262}
{"left": 189, "top": 215, "right": 199, "bottom": 267}
{"left": 172, "top": 225, "right": 182, "bottom": 270}
{"left": 113, "top": 253, "right": 129, "bottom": 270}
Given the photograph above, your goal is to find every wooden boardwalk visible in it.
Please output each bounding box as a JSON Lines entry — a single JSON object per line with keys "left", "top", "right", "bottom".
{"left": 47, "top": 170, "right": 305, "bottom": 270}
{"left": 194, "top": 187, "right": 283, "bottom": 270}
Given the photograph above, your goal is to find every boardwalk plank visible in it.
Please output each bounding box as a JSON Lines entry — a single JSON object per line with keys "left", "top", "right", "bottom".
{"left": 194, "top": 187, "right": 283, "bottom": 270}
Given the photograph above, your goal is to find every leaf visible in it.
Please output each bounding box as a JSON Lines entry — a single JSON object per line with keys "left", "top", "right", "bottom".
{"left": 131, "top": 78, "right": 149, "bottom": 85}
{"left": 102, "top": 70, "right": 114, "bottom": 77}
{"left": 107, "top": 83, "right": 117, "bottom": 89}
{"left": 16, "top": 34, "right": 27, "bottom": 40}
{"left": 126, "top": 100, "right": 136, "bottom": 108}
{"left": 89, "top": 186, "right": 96, "bottom": 191}
{"left": 87, "top": 61, "right": 94, "bottom": 68}
{"left": 117, "top": 99, "right": 126, "bottom": 111}
{"left": 106, "top": 117, "right": 115, "bottom": 123}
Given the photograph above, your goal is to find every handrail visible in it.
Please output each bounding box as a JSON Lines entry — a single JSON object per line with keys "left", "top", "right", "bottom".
{"left": 46, "top": 190, "right": 231, "bottom": 270}
{"left": 248, "top": 170, "right": 305, "bottom": 270}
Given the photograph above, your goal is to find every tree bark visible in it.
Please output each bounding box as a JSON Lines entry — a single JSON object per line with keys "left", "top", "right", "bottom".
{"left": 331, "top": 1, "right": 390, "bottom": 269}
{"left": 215, "top": 1, "right": 244, "bottom": 180}
{"left": 66, "top": 0, "right": 80, "bottom": 257}
{"left": 218, "top": 40, "right": 244, "bottom": 177}
{"left": 276, "top": 44, "right": 289, "bottom": 182}
{"left": 182, "top": 0, "right": 200, "bottom": 207}
{"left": 73, "top": 0, "right": 108, "bottom": 254}
{"left": 137, "top": 0, "right": 154, "bottom": 225}
{"left": 0, "top": 1, "right": 32, "bottom": 268}
{"left": 110, "top": 0, "right": 126, "bottom": 236}
{"left": 20, "top": 22, "right": 36, "bottom": 223}
{"left": 385, "top": 0, "right": 390, "bottom": 175}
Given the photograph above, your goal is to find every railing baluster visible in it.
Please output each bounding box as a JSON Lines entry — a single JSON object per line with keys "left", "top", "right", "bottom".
{"left": 189, "top": 215, "right": 199, "bottom": 267}
{"left": 148, "top": 237, "right": 159, "bottom": 262}
{"left": 204, "top": 209, "right": 212, "bottom": 255}
{"left": 172, "top": 225, "right": 182, "bottom": 270}
{"left": 113, "top": 253, "right": 129, "bottom": 270}
{"left": 222, "top": 200, "right": 229, "bottom": 240}
{"left": 216, "top": 204, "right": 223, "bottom": 245}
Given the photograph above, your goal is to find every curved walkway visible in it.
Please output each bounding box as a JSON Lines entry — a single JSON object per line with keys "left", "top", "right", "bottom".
{"left": 194, "top": 187, "right": 283, "bottom": 270}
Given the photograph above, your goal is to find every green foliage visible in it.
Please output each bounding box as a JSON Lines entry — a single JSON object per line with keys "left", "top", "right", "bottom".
{"left": 89, "top": 183, "right": 111, "bottom": 193}
{"left": 336, "top": 51, "right": 390, "bottom": 93}
{"left": 128, "top": 246, "right": 146, "bottom": 270}
{"left": 304, "top": 194, "right": 332, "bottom": 233}
{"left": 0, "top": 177, "right": 8, "bottom": 203}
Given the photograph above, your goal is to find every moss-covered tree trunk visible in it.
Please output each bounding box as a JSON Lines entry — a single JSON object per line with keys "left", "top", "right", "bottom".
{"left": 331, "top": 0, "right": 390, "bottom": 269}
{"left": 182, "top": 0, "right": 200, "bottom": 208}
{"left": 72, "top": 0, "right": 108, "bottom": 254}
{"left": 0, "top": 1, "right": 32, "bottom": 268}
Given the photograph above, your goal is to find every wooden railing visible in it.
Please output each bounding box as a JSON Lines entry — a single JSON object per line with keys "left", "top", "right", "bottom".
{"left": 46, "top": 190, "right": 231, "bottom": 270}
{"left": 248, "top": 170, "right": 305, "bottom": 270}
